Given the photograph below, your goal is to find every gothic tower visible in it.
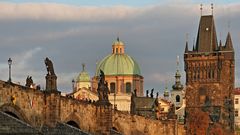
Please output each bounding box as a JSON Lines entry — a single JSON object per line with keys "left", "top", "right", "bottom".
{"left": 184, "top": 14, "right": 234, "bottom": 134}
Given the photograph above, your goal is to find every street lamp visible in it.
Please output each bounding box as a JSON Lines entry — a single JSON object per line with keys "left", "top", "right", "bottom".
{"left": 8, "top": 58, "right": 12, "bottom": 83}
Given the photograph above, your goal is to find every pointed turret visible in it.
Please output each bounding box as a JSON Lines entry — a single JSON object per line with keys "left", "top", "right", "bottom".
{"left": 218, "top": 40, "right": 222, "bottom": 51}
{"left": 225, "top": 32, "right": 233, "bottom": 51}
{"left": 185, "top": 42, "right": 189, "bottom": 53}
{"left": 192, "top": 44, "right": 195, "bottom": 51}
{"left": 195, "top": 15, "right": 218, "bottom": 52}
{"left": 172, "top": 56, "right": 183, "bottom": 91}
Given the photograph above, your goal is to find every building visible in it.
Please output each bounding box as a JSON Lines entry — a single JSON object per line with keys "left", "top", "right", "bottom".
{"left": 234, "top": 88, "right": 240, "bottom": 128}
{"left": 92, "top": 37, "right": 144, "bottom": 111}
{"left": 170, "top": 56, "right": 185, "bottom": 123}
{"left": 75, "top": 64, "right": 91, "bottom": 91}
{"left": 184, "top": 12, "right": 235, "bottom": 134}
{"left": 130, "top": 92, "right": 159, "bottom": 119}
{"left": 71, "top": 64, "right": 98, "bottom": 101}
{"left": 70, "top": 38, "right": 143, "bottom": 112}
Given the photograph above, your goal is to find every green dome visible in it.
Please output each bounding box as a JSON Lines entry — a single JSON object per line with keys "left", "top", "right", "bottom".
{"left": 77, "top": 70, "right": 90, "bottom": 82}
{"left": 96, "top": 54, "right": 141, "bottom": 76}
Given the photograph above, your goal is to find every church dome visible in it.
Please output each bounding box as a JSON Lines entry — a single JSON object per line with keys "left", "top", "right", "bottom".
{"left": 96, "top": 38, "right": 141, "bottom": 76}
{"left": 76, "top": 64, "right": 90, "bottom": 82}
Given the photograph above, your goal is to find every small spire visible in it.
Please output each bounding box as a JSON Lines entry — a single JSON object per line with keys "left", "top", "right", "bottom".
{"left": 192, "top": 38, "right": 195, "bottom": 51}
{"left": 200, "top": 4, "right": 203, "bottom": 16}
{"left": 185, "top": 42, "right": 189, "bottom": 53}
{"left": 117, "top": 37, "right": 120, "bottom": 42}
{"left": 176, "top": 56, "right": 180, "bottom": 69}
{"left": 219, "top": 40, "right": 222, "bottom": 50}
{"left": 225, "top": 32, "right": 233, "bottom": 50}
{"left": 82, "top": 63, "right": 85, "bottom": 71}
{"left": 185, "top": 33, "right": 189, "bottom": 53}
{"left": 211, "top": 3, "right": 213, "bottom": 15}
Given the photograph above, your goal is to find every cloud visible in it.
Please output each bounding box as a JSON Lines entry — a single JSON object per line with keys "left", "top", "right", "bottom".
{"left": 0, "top": 2, "right": 146, "bottom": 21}
{"left": 0, "top": 47, "right": 43, "bottom": 84}
{"left": 0, "top": 2, "right": 239, "bottom": 93}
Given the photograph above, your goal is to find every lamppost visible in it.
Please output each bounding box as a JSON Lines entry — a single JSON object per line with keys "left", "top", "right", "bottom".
{"left": 72, "top": 79, "right": 75, "bottom": 92}
{"left": 8, "top": 58, "right": 12, "bottom": 83}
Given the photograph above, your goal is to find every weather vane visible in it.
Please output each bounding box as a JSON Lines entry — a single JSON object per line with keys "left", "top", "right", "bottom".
{"left": 200, "top": 4, "right": 203, "bottom": 16}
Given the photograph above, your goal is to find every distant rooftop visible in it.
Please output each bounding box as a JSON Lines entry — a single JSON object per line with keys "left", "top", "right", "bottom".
{"left": 234, "top": 87, "right": 240, "bottom": 95}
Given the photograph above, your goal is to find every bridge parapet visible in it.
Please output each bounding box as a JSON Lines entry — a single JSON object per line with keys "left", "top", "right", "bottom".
{"left": 113, "top": 110, "right": 177, "bottom": 135}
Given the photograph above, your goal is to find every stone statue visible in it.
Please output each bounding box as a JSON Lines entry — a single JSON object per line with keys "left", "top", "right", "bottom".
{"left": 44, "top": 57, "right": 57, "bottom": 91}
{"left": 97, "top": 70, "right": 110, "bottom": 102}
{"left": 25, "top": 76, "right": 33, "bottom": 87}
{"left": 45, "top": 57, "right": 55, "bottom": 76}
{"left": 156, "top": 92, "right": 159, "bottom": 98}
{"left": 146, "top": 90, "right": 149, "bottom": 97}
{"left": 134, "top": 89, "right": 137, "bottom": 97}
{"left": 150, "top": 88, "right": 154, "bottom": 98}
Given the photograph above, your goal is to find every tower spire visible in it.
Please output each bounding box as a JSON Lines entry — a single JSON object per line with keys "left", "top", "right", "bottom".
{"left": 185, "top": 33, "right": 189, "bottom": 53}
{"left": 225, "top": 32, "right": 233, "bottom": 51}
{"left": 177, "top": 56, "right": 180, "bottom": 70}
{"left": 172, "top": 56, "right": 183, "bottom": 90}
{"left": 82, "top": 63, "right": 85, "bottom": 71}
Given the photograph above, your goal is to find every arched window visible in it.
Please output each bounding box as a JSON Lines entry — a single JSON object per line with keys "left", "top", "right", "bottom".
{"left": 176, "top": 95, "right": 180, "bottom": 102}
{"left": 116, "top": 48, "right": 118, "bottom": 54}
{"left": 126, "top": 82, "right": 131, "bottom": 93}
{"left": 110, "top": 82, "right": 115, "bottom": 93}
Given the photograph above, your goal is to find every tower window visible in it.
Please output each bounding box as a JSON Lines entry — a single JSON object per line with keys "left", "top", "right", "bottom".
{"left": 110, "top": 82, "right": 115, "bottom": 93}
{"left": 235, "top": 98, "right": 239, "bottom": 104}
{"left": 126, "top": 82, "right": 131, "bottom": 93}
{"left": 235, "top": 109, "right": 239, "bottom": 117}
{"left": 116, "top": 48, "right": 118, "bottom": 53}
{"left": 120, "top": 48, "right": 122, "bottom": 53}
{"left": 176, "top": 95, "right": 180, "bottom": 102}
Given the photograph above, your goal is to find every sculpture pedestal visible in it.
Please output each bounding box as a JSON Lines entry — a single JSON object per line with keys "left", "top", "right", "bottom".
{"left": 45, "top": 75, "right": 57, "bottom": 91}
{"left": 95, "top": 102, "right": 112, "bottom": 135}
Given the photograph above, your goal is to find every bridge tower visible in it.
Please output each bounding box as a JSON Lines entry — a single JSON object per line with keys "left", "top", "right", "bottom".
{"left": 184, "top": 12, "right": 234, "bottom": 134}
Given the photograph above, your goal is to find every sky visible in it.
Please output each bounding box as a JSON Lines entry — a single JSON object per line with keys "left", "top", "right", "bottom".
{"left": 0, "top": 1, "right": 239, "bottom": 95}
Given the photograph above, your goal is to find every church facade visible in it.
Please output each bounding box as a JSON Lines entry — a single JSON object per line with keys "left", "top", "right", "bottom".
{"left": 184, "top": 13, "right": 235, "bottom": 134}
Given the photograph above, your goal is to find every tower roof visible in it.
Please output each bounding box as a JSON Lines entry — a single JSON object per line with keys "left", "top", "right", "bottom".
{"left": 195, "top": 15, "right": 218, "bottom": 52}
{"left": 224, "top": 32, "right": 233, "bottom": 51}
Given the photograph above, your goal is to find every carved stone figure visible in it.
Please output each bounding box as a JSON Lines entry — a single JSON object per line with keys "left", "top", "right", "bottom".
{"left": 97, "top": 70, "right": 110, "bottom": 102}
{"left": 45, "top": 57, "right": 55, "bottom": 76}
{"left": 25, "top": 76, "right": 33, "bottom": 87}
{"left": 44, "top": 57, "right": 57, "bottom": 91}
{"left": 150, "top": 88, "right": 154, "bottom": 98}
{"left": 134, "top": 89, "right": 137, "bottom": 97}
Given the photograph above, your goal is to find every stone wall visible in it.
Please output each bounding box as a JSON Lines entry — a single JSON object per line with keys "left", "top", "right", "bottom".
{"left": 113, "top": 110, "right": 177, "bottom": 135}
{"left": 0, "top": 80, "right": 184, "bottom": 134}
{"left": 0, "top": 80, "right": 45, "bottom": 127}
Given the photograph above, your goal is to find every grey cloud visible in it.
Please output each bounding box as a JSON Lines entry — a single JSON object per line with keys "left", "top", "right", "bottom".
{"left": 0, "top": 3, "right": 239, "bottom": 94}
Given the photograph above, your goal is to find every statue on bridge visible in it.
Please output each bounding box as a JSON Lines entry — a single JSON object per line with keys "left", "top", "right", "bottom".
{"left": 44, "top": 57, "right": 57, "bottom": 91}
{"left": 97, "top": 70, "right": 110, "bottom": 102}
{"left": 45, "top": 57, "right": 55, "bottom": 76}
{"left": 25, "top": 76, "right": 33, "bottom": 87}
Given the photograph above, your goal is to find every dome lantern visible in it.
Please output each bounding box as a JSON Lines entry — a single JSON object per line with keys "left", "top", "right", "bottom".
{"left": 112, "top": 37, "right": 125, "bottom": 54}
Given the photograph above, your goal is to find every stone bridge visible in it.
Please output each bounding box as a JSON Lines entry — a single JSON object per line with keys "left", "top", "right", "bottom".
{"left": 0, "top": 80, "right": 182, "bottom": 135}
